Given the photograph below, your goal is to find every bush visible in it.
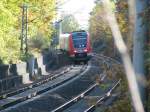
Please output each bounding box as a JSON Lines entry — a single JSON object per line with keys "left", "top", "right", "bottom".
{"left": 20, "top": 52, "right": 34, "bottom": 62}
{"left": 29, "top": 33, "right": 49, "bottom": 50}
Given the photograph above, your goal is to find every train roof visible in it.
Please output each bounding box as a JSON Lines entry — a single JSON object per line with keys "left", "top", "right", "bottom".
{"left": 71, "top": 30, "right": 86, "bottom": 33}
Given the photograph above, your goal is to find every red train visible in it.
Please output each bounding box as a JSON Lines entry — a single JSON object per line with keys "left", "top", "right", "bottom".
{"left": 59, "top": 30, "right": 92, "bottom": 63}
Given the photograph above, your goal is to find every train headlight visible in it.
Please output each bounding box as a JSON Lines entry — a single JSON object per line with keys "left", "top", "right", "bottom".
{"left": 74, "top": 50, "right": 77, "bottom": 53}
{"left": 84, "top": 49, "right": 88, "bottom": 52}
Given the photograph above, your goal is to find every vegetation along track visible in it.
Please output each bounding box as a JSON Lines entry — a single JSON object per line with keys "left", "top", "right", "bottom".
{"left": 0, "top": 65, "right": 87, "bottom": 111}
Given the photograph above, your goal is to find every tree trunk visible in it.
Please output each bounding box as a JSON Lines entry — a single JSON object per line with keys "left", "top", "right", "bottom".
{"left": 133, "top": 0, "right": 147, "bottom": 104}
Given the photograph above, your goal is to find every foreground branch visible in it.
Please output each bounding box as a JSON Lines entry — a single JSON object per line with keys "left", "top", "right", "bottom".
{"left": 102, "top": 0, "right": 144, "bottom": 112}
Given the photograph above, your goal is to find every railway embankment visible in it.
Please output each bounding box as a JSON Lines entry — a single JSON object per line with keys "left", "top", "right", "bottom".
{"left": 0, "top": 49, "right": 70, "bottom": 95}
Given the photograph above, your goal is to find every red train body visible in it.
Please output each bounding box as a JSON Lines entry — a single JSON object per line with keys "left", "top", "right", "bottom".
{"left": 59, "top": 31, "right": 92, "bottom": 62}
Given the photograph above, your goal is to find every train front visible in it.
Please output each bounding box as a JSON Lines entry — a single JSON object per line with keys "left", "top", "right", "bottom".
{"left": 69, "top": 31, "right": 92, "bottom": 62}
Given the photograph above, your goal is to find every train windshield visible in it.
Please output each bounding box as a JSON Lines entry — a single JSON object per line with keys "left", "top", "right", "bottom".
{"left": 72, "top": 32, "right": 87, "bottom": 48}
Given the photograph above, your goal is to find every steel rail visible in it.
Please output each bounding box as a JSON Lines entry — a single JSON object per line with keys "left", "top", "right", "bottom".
{"left": 51, "top": 83, "right": 98, "bottom": 112}
{"left": 51, "top": 73, "right": 106, "bottom": 112}
{"left": 0, "top": 66, "right": 73, "bottom": 100}
{"left": 84, "top": 79, "right": 121, "bottom": 112}
{"left": 0, "top": 65, "right": 86, "bottom": 111}
{"left": 92, "top": 53, "right": 121, "bottom": 65}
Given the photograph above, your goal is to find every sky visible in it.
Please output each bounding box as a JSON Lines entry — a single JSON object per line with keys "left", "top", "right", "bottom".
{"left": 58, "top": 0, "right": 95, "bottom": 29}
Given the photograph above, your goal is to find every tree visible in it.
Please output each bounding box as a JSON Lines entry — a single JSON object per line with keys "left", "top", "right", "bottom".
{"left": 89, "top": 1, "right": 116, "bottom": 55}
{"left": 90, "top": 0, "right": 147, "bottom": 111}
{"left": 0, "top": 0, "right": 56, "bottom": 63}
{"left": 89, "top": 3, "right": 110, "bottom": 52}
{"left": 61, "top": 14, "right": 79, "bottom": 33}
{"left": 102, "top": 0, "right": 145, "bottom": 111}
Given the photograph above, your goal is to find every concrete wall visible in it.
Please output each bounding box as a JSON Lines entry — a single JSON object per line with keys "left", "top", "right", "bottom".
{"left": 0, "top": 49, "right": 70, "bottom": 93}
{"left": 0, "top": 64, "right": 23, "bottom": 93}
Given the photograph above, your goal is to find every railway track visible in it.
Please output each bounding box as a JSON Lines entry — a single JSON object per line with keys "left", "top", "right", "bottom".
{"left": 0, "top": 66, "right": 73, "bottom": 100}
{"left": 1, "top": 53, "right": 123, "bottom": 112}
{"left": 0, "top": 65, "right": 87, "bottom": 111}
{"left": 51, "top": 53, "right": 122, "bottom": 112}
{"left": 84, "top": 79, "right": 121, "bottom": 112}
{"left": 51, "top": 74, "right": 106, "bottom": 112}
{"left": 57, "top": 79, "right": 120, "bottom": 112}
{"left": 52, "top": 54, "right": 122, "bottom": 112}
{"left": 92, "top": 53, "right": 121, "bottom": 65}
{"left": 51, "top": 83, "right": 98, "bottom": 112}
{"left": 2, "top": 62, "right": 101, "bottom": 112}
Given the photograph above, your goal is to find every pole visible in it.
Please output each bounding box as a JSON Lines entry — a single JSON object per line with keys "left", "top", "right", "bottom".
{"left": 25, "top": 5, "right": 28, "bottom": 54}
{"left": 21, "top": 5, "right": 24, "bottom": 52}
{"left": 21, "top": 4, "right": 28, "bottom": 55}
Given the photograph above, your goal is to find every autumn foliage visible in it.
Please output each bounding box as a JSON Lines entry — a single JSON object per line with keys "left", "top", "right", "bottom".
{"left": 0, "top": 0, "right": 56, "bottom": 64}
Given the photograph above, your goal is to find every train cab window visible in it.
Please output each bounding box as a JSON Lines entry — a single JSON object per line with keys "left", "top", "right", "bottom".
{"left": 72, "top": 32, "right": 87, "bottom": 48}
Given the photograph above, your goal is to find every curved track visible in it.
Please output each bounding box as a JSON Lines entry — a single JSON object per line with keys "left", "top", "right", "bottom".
{"left": 1, "top": 53, "right": 123, "bottom": 112}
{"left": 42, "top": 54, "right": 122, "bottom": 112}
{"left": 84, "top": 79, "right": 121, "bottom": 112}
{"left": 0, "top": 65, "right": 87, "bottom": 111}
{"left": 0, "top": 66, "right": 73, "bottom": 100}
{"left": 3, "top": 63, "right": 97, "bottom": 112}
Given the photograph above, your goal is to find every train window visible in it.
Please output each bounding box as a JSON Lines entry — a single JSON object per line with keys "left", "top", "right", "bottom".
{"left": 72, "top": 32, "right": 87, "bottom": 39}
{"left": 71, "top": 32, "right": 88, "bottom": 48}
{"left": 73, "top": 38, "right": 87, "bottom": 48}
{"left": 73, "top": 39, "right": 86, "bottom": 48}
